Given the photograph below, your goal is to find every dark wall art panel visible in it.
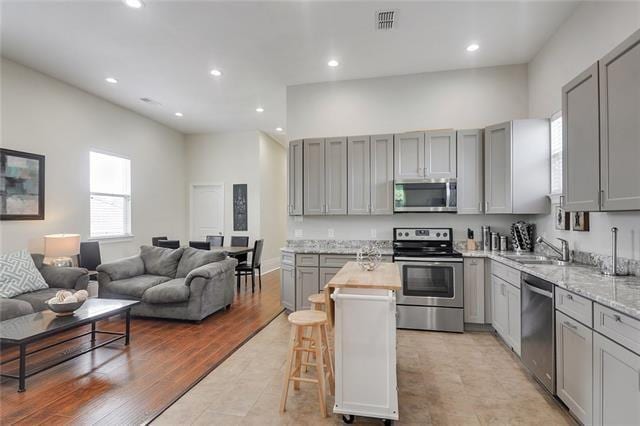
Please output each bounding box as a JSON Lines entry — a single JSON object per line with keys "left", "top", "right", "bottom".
{"left": 1, "top": 149, "right": 45, "bottom": 221}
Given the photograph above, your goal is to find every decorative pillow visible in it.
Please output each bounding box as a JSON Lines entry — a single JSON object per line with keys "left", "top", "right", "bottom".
{"left": 0, "top": 250, "right": 49, "bottom": 298}
{"left": 140, "top": 245, "right": 184, "bottom": 278}
{"left": 176, "top": 247, "right": 226, "bottom": 278}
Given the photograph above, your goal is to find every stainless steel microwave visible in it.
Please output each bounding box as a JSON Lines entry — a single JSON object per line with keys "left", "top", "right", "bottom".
{"left": 394, "top": 179, "right": 457, "bottom": 212}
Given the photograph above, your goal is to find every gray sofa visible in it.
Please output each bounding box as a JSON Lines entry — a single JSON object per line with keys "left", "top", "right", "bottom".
{"left": 97, "top": 245, "right": 237, "bottom": 322}
{"left": 0, "top": 254, "right": 89, "bottom": 321}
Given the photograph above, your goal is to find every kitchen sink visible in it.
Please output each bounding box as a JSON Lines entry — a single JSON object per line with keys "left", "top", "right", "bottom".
{"left": 502, "top": 255, "right": 570, "bottom": 266}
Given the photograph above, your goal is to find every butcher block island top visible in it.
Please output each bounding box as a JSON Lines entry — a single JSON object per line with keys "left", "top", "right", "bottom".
{"left": 324, "top": 261, "right": 401, "bottom": 291}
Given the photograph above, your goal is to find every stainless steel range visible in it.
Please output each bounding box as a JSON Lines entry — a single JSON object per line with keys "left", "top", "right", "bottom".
{"left": 393, "top": 227, "right": 464, "bottom": 333}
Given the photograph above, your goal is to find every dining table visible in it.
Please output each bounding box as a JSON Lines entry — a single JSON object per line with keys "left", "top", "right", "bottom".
{"left": 212, "top": 246, "right": 253, "bottom": 258}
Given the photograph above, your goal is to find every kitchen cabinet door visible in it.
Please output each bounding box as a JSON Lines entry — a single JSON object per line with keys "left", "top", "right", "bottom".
{"left": 325, "top": 137, "right": 348, "bottom": 215}
{"left": 288, "top": 140, "right": 304, "bottom": 215}
{"left": 296, "top": 267, "right": 320, "bottom": 310}
{"left": 280, "top": 264, "right": 296, "bottom": 311}
{"left": 370, "top": 134, "right": 394, "bottom": 215}
{"left": 347, "top": 136, "right": 371, "bottom": 215}
{"left": 562, "top": 63, "right": 601, "bottom": 212}
{"left": 593, "top": 332, "right": 640, "bottom": 425}
{"left": 506, "top": 283, "right": 521, "bottom": 356}
{"left": 556, "top": 311, "right": 593, "bottom": 425}
{"left": 425, "top": 130, "right": 457, "bottom": 179}
{"left": 600, "top": 28, "right": 640, "bottom": 211}
{"left": 303, "top": 138, "right": 325, "bottom": 215}
{"left": 464, "top": 258, "right": 485, "bottom": 324}
{"left": 457, "top": 130, "right": 484, "bottom": 214}
{"left": 320, "top": 267, "right": 341, "bottom": 288}
{"left": 484, "top": 122, "right": 512, "bottom": 214}
{"left": 491, "top": 276, "right": 508, "bottom": 340}
{"left": 394, "top": 132, "right": 424, "bottom": 180}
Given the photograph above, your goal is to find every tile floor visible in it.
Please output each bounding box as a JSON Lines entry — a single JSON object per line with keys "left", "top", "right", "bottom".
{"left": 154, "top": 314, "right": 575, "bottom": 425}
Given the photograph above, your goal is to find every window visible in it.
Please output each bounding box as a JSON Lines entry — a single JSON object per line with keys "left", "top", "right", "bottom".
{"left": 90, "top": 151, "right": 131, "bottom": 238}
{"left": 550, "top": 111, "right": 563, "bottom": 195}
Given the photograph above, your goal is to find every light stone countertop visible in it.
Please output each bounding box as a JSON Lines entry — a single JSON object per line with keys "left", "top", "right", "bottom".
{"left": 460, "top": 249, "right": 640, "bottom": 321}
{"left": 281, "top": 246, "right": 394, "bottom": 256}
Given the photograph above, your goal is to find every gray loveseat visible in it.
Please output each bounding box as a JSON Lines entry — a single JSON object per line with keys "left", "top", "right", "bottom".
{"left": 0, "top": 254, "right": 89, "bottom": 321}
{"left": 97, "top": 245, "right": 237, "bottom": 322}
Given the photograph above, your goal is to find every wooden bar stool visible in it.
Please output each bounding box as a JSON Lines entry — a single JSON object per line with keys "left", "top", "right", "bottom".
{"left": 303, "top": 293, "right": 333, "bottom": 372}
{"left": 280, "top": 310, "right": 335, "bottom": 418}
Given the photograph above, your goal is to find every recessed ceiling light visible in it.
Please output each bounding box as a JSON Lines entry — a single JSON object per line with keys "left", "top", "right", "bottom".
{"left": 174, "top": 112, "right": 183, "bottom": 117}
{"left": 123, "top": 0, "right": 144, "bottom": 9}
{"left": 466, "top": 43, "right": 480, "bottom": 52}
{"left": 105, "top": 77, "right": 118, "bottom": 84}
{"left": 327, "top": 59, "right": 339, "bottom": 67}
{"left": 256, "top": 107, "right": 264, "bottom": 113}
{"left": 275, "top": 127, "right": 283, "bottom": 132}
{"left": 210, "top": 69, "right": 223, "bottom": 77}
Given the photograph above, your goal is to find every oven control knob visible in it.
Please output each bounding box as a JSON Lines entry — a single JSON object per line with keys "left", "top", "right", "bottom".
{"left": 443, "top": 232, "right": 448, "bottom": 238}
{"left": 436, "top": 232, "right": 441, "bottom": 237}
{"left": 404, "top": 232, "right": 409, "bottom": 237}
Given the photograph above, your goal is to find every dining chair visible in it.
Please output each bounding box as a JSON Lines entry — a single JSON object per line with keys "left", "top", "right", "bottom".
{"left": 230, "top": 236, "right": 250, "bottom": 264}
{"left": 206, "top": 235, "right": 224, "bottom": 247}
{"left": 189, "top": 241, "right": 211, "bottom": 250}
{"left": 235, "top": 239, "right": 264, "bottom": 293}
{"left": 79, "top": 241, "right": 102, "bottom": 280}
{"left": 158, "top": 240, "right": 180, "bottom": 249}
{"left": 152, "top": 236, "right": 168, "bottom": 247}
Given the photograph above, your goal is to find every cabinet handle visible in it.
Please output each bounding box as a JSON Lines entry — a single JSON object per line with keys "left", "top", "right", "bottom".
{"left": 566, "top": 294, "right": 573, "bottom": 301}
{"left": 600, "top": 190, "right": 605, "bottom": 207}
{"left": 486, "top": 201, "right": 490, "bottom": 212}
{"left": 560, "top": 195, "right": 565, "bottom": 207}
{"left": 614, "top": 314, "right": 622, "bottom": 323}
{"left": 564, "top": 320, "right": 578, "bottom": 331}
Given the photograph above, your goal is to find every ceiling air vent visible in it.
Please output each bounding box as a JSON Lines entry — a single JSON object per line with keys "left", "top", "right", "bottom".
{"left": 376, "top": 10, "right": 397, "bottom": 31}
{"left": 139, "top": 97, "right": 162, "bottom": 106}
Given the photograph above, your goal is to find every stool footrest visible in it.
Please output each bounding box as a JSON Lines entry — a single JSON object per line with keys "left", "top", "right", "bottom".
{"left": 289, "top": 376, "right": 318, "bottom": 384}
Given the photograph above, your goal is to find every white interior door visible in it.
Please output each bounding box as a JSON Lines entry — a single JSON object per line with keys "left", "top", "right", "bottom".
{"left": 191, "top": 184, "right": 224, "bottom": 241}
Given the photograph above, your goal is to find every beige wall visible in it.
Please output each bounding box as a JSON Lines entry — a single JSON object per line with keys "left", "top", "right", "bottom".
{"left": 0, "top": 58, "right": 187, "bottom": 262}
{"left": 259, "top": 132, "right": 287, "bottom": 268}
{"left": 527, "top": 1, "right": 640, "bottom": 260}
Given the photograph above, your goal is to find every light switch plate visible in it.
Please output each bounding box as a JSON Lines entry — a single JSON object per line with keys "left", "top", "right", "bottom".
{"left": 370, "top": 228, "right": 377, "bottom": 238}
{"left": 294, "top": 229, "right": 303, "bottom": 238}
{"left": 328, "top": 228, "right": 335, "bottom": 238}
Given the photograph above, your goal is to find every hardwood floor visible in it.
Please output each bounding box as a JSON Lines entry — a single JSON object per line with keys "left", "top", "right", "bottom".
{"left": 0, "top": 270, "right": 284, "bottom": 425}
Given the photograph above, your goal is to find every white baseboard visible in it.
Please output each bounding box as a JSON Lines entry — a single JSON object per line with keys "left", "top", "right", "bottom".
{"left": 261, "top": 256, "right": 281, "bottom": 275}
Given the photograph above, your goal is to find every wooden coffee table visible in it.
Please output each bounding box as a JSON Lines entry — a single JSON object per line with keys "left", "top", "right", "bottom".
{"left": 0, "top": 298, "right": 139, "bottom": 392}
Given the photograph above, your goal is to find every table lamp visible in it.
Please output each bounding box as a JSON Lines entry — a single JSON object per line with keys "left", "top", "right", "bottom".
{"left": 44, "top": 234, "right": 81, "bottom": 267}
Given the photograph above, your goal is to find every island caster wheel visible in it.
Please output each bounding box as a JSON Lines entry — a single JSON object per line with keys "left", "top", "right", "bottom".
{"left": 382, "top": 419, "right": 392, "bottom": 426}
{"left": 342, "top": 414, "right": 355, "bottom": 424}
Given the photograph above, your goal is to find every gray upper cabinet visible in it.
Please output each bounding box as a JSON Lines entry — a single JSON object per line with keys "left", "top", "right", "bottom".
{"left": 325, "top": 137, "right": 348, "bottom": 215}
{"left": 425, "top": 130, "right": 457, "bottom": 179}
{"left": 457, "top": 130, "right": 484, "bottom": 214}
{"left": 562, "top": 63, "right": 601, "bottom": 212}
{"left": 288, "top": 139, "right": 304, "bottom": 216}
{"left": 347, "top": 136, "right": 371, "bottom": 215}
{"left": 370, "top": 134, "right": 394, "bottom": 214}
{"left": 485, "top": 120, "right": 550, "bottom": 214}
{"left": 303, "top": 138, "right": 325, "bottom": 215}
{"left": 485, "top": 122, "right": 512, "bottom": 214}
{"left": 599, "top": 28, "right": 640, "bottom": 211}
{"left": 394, "top": 132, "right": 425, "bottom": 180}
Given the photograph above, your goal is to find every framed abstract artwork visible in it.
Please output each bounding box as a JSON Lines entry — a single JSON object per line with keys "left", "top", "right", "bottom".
{"left": 233, "top": 184, "right": 248, "bottom": 231}
{"left": 0, "top": 149, "right": 45, "bottom": 220}
{"left": 572, "top": 211, "right": 590, "bottom": 232}
{"left": 555, "top": 206, "right": 570, "bottom": 230}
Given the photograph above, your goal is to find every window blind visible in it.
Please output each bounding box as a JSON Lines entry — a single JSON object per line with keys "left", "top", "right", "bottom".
{"left": 90, "top": 152, "right": 131, "bottom": 238}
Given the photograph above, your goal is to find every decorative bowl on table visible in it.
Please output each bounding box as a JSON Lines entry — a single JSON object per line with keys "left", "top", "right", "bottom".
{"left": 46, "top": 290, "right": 89, "bottom": 316}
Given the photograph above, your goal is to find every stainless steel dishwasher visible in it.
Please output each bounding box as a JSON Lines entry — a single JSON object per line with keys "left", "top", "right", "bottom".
{"left": 521, "top": 273, "right": 555, "bottom": 394}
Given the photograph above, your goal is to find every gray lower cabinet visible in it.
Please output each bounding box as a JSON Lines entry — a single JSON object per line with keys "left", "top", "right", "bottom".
{"left": 556, "top": 310, "right": 593, "bottom": 425}
{"left": 593, "top": 332, "right": 640, "bottom": 425}
{"left": 505, "top": 283, "right": 521, "bottom": 356}
{"left": 325, "top": 137, "right": 348, "bottom": 215}
{"left": 457, "top": 130, "right": 484, "bottom": 214}
{"left": 425, "top": 130, "right": 456, "bottom": 179}
{"left": 491, "top": 275, "right": 508, "bottom": 339}
{"left": 320, "top": 267, "right": 341, "bottom": 288}
{"left": 562, "top": 63, "right": 601, "bottom": 212}
{"left": 296, "top": 266, "right": 320, "bottom": 310}
{"left": 288, "top": 140, "right": 304, "bottom": 216}
{"left": 303, "top": 138, "right": 325, "bottom": 215}
{"left": 280, "top": 264, "right": 296, "bottom": 311}
{"left": 599, "top": 28, "right": 640, "bottom": 211}
{"left": 463, "top": 258, "right": 485, "bottom": 324}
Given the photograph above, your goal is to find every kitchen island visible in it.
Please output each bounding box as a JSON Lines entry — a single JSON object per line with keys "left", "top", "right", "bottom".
{"left": 324, "top": 261, "right": 401, "bottom": 424}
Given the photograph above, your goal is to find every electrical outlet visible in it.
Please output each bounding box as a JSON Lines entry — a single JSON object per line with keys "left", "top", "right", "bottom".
{"left": 328, "top": 228, "right": 335, "bottom": 238}
{"left": 294, "top": 229, "right": 303, "bottom": 238}
{"left": 370, "top": 228, "right": 377, "bottom": 238}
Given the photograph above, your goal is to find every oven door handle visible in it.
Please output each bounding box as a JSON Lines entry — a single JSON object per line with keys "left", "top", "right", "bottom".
{"left": 394, "top": 257, "right": 463, "bottom": 263}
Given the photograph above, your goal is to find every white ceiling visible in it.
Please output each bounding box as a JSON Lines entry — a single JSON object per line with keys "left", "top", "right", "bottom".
{"left": 1, "top": 1, "right": 580, "bottom": 143}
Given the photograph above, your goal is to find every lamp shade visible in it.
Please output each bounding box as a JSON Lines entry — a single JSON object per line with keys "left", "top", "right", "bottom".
{"left": 44, "top": 234, "right": 81, "bottom": 257}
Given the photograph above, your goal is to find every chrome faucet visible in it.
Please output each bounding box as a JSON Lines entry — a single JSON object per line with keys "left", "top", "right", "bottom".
{"left": 536, "top": 236, "right": 571, "bottom": 264}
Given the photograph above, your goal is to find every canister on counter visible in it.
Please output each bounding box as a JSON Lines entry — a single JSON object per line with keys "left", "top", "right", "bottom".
{"left": 482, "top": 226, "right": 491, "bottom": 251}
{"left": 499, "top": 235, "right": 508, "bottom": 252}
{"left": 491, "top": 232, "right": 500, "bottom": 251}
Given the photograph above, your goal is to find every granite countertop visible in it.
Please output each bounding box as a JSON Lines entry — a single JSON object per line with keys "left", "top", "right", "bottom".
{"left": 460, "top": 250, "right": 640, "bottom": 320}
{"left": 281, "top": 246, "right": 394, "bottom": 256}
